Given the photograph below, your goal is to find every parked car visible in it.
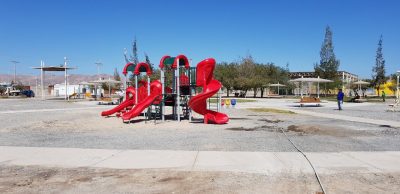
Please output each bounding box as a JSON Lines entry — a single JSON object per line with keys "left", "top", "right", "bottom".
{"left": 21, "top": 90, "right": 35, "bottom": 97}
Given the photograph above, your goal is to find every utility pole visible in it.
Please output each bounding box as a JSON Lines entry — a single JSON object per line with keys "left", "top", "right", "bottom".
{"left": 95, "top": 61, "right": 103, "bottom": 79}
{"left": 64, "top": 57, "right": 69, "bottom": 101}
{"left": 10, "top": 60, "right": 20, "bottom": 84}
{"left": 95, "top": 61, "right": 103, "bottom": 99}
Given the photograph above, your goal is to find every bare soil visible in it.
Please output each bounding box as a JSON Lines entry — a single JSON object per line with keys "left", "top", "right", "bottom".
{"left": 287, "top": 124, "right": 373, "bottom": 137}
{"left": 1, "top": 165, "right": 399, "bottom": 194}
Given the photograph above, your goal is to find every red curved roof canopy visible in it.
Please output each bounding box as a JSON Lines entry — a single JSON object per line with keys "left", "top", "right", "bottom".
{"left": 134, "top": 62, "right": 152, "bottom": 75}
{"left": 159, "top": 55, "right": 171, "bottom": 69}
{"left": 172, "top": 54, "right": 190, "bottom": 69}
{"left": 122, "top": 62, "right": 135, "bottom": 76}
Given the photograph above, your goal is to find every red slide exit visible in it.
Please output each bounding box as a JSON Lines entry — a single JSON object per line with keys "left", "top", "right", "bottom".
{"left": 101, "top": 81, "right": 148, "bottom": 117}
{"left": 121, "top": 80, "right": 163, "bottom": 121}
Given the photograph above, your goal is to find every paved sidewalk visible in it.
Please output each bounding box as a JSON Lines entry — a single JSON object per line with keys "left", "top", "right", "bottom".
{"left": 1, "top": 146, "right": 400, "bottom": 174}
{"left": 0, "top": 106, "right": 105, "bottom": 114}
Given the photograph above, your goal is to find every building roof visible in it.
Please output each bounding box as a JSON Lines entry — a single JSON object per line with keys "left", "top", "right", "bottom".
{"left": 32, "top": 66, "right": 76, "bottom": 71}
{"left": 289, "top": 77, "right": 333, "bottom": 83}
{"left": 289, "top": 71, "right": 358, "bottom": 79}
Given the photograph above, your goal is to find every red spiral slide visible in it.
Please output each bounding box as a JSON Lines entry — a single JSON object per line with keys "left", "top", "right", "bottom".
{"left": 188, "top": 58, "right": 229, "bottom": 124}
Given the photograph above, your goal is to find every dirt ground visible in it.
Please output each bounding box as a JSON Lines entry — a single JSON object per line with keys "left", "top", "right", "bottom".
{"left": 1, "top": 99, "right": 400, "bottom": 193}
{"left": 1, "top": 165, "right": 399, "bottom": 194}
{"left": 286, "top": 124, "right": 374, "bottom": 137}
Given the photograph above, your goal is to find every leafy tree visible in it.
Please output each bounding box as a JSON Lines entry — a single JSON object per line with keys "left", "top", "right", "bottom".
{"left": 144, "top": 52, "right": 153, "bottom": 70}
{"left": 314, "top": 26, "right": 340, "bottom": 91}
{"left": 113, "top": 68, "right": 121, "bottom": 81}
{"left": 101, "top": 82, "right": 110, "bottom": 93}
{"left": 144, "top": 52, "right": 161, "bottom": 81}
{"left": 150, "top": 69, "right": 161, "bottom": 81}
{"left": 214, "top": 55, "right": 291, "bottom": 97}
{"left": 0, "top": 86, "right": 5, "bottom": 95}
{"left": 372, "top": 35, "right": 386, "bottom": 96}
{"left": 113, "top": 68, "right": 121, "bottom": 89}
{"left": 387, "top": 73, "right": 398, "bottom": 93}
{"left": 215, "top": 62, "right": 238, "bottom": 97}
{"left": 236, "top": 55, "right": 257, "bottom": 97}
{"left": 14, "top": 82, "right": 25, "bottom": 91}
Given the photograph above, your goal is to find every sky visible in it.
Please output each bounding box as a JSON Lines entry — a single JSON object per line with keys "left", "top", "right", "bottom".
{"left": 0, "top": 0, "right": 399, "bottom": 79}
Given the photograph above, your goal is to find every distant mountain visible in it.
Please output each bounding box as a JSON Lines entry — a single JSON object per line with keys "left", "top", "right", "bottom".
{"left": 0, "top": 74, "right": 113, "bottom": 86}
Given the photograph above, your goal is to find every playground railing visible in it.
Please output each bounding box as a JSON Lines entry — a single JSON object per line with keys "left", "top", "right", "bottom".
{"left": 146, "top": 94, "right": 163, "bottom": 124}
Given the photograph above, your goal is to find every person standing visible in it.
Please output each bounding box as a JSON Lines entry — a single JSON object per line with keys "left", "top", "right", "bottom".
{"left": 337, "top": 89, "right": 344, "bottom": 110}
{"left": 382, "top": 91, "right": 386, "bottom": 102}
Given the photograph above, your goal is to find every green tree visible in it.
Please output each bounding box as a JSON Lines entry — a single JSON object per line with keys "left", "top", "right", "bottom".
{"left": 113, "top": 68, "right": 121, "bottom": 81}
{"left": 314, "top": 26, "right": 340, "bottom": 91}
{"left": 387, "top": 74, "right": 397, "bottom": 93}
{"left": 214, "top": 55, "right": 291, "bottom": 98}
{"left": 372, "top": 35, "right": 386, "bottom": 96}
{"left": 113, "top": 68, "right": 121, "bottom": 89}
{"left": 101, "top": 82, "right": 110, "bottom": 93}
{"left": 0, "top": 86, "right": 6, "bottom": 95}
{"left": 236, "top": 55, "right": 257, "bottom": 97}
{"left": 144, "top": 52, "right": 161, "bottom": 81}
{"left": 14, "top": 82, "right": 25, "bottom": 91}
{"left": 215, "top": 62, "right": 238, "bottom": 97}
{"left": 144, "top": 52, "right": 153, "bottom": 70}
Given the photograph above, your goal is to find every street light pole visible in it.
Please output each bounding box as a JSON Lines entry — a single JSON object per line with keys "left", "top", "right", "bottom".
{"left": 95, "top": 61, "right": 103, "bottom": 79}
{"left": 95, "top": 61, "right": 103, "bottom": 99}
{"left": 64, "top": 57, "right": 69, "bottom": 101}
{"left": 10, "top": 60, "right": 20, "bottom": 84}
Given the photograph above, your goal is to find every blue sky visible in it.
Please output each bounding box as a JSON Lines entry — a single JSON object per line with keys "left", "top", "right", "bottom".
{"left": 0, "top": 0, "right": 399, "bottom": 79}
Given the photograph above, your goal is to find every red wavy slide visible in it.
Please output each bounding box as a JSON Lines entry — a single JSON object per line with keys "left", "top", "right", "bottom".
{"left": 121, "top": 80, "right": 162, "bottom": 121}
{"left": 101, "top": 82, "right": 148, "bottom": 117}
{"left": 189, "top": 58, "right": 229, "bottom": 124}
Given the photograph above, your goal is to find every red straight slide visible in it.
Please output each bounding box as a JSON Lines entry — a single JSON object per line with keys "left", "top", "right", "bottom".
{"left": 121, "top": 80, "right": 162, "bottom": 121}
{"left": 101, "top": 86, "right": 136, "bottom": 116}
{"left": 188, "top": 58, "right": 229, "bottom": 124}
{"left": 101, "top": 82, "right": 148, "bottom": 117}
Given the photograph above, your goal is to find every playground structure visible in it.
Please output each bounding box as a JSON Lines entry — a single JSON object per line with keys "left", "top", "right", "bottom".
{"left": 101, "top": 54, "right": 229, "bottom": 124}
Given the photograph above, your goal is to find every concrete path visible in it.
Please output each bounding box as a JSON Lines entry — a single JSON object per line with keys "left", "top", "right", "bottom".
{"left": 1, "top": 146, "right": 399, "bottom": 174}
{"left": 0, "top": 106, "right": 105, "bottom": 114}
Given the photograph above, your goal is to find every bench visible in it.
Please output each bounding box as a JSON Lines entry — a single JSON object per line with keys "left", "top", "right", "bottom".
{"left": 69, "top": 92, "right": 77, "bottom": 99}
{"left": 298, "top": 97, "right": 321, "bottom": 107}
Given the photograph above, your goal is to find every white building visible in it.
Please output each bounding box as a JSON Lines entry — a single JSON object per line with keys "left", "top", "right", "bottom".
{"left": 52, "top": 83, "right": 104, "bottom": 97}
{"left": 53, "top": 84, "right": 80, "bottom": 96}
